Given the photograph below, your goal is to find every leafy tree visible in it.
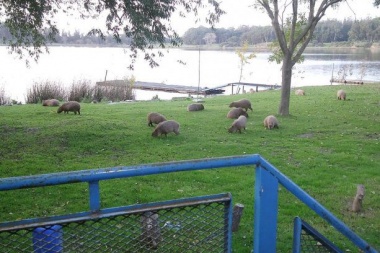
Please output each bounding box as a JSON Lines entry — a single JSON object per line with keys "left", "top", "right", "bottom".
{"left": 182, "top": 26, "right": 214, "bottom": 45}
{"left": 348, "top": 18, "right": 380, "bottom": 42}
{"left": 0, "top": 0, "right": 224, "bottom": 67}
{"left": 203, "top": 32, "right": 217, "bottom": 45}
{"left": 256, "top": 0, "right": 345, "bottom": 116}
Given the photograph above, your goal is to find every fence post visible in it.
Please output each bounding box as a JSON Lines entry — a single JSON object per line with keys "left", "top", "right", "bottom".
{"left": 89, "top": 181, "right": 100, "bottom": 212}
{"left": 254, "top": 165, "right": 279, "bottom": 253}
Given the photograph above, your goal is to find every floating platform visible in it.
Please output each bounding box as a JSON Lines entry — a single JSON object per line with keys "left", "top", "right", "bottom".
{"left": 95, "top": 80, "right": 279, "bottom": 96}
{"left": 96, "top": 80, "right": 225, "bottom": 95}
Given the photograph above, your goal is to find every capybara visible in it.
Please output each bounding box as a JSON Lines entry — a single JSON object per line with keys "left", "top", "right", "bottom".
{"left": 57, "top": 101, "right": 81, "bottom": 115}
{"left": 187, "top": 103, "right": 204, "bottom": 112}
{"left": 229, "top": 98, "right": 252, "bottom": 111}
{"left": 228, "top": 115, "right": 247, "bottom": 133}
{"left": 351, "top": 185, "right": 365, "bottom": 212}
{"left": 147, "top": 112, "right": 167, "bottom": 127}
{"left": 227, "top": 108, "right": 249, "bottom": 119}
{"left": 152, "top": 120, "right": 180, "bottom": 137}
{"left": 295, "top": 89, "right": 305, "bottom": 95}
{"left": 337, "top": 89, "right": 346, "bottom": 100}
{"left": 263, "top": 115, "right": 279, "bottom": 130}
{"left": 42, "top": 99, "right": 60, "bottom": 106}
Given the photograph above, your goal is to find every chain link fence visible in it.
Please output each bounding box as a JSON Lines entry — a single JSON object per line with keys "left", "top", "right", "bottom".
{"left": 293, "top": 217, "right": 342, "bottom": 253}
{"left": 1, "top": 194, "right": 231, "bottom": 253}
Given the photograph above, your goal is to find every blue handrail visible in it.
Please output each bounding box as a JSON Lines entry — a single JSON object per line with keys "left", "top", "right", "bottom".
{"left": 0, "top": 154, "right": 377, "bottom": 253}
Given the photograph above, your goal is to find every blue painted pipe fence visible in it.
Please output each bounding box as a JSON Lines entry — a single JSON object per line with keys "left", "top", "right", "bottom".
{"left": 0, "top": 154, "right": 378, "bottom": 253}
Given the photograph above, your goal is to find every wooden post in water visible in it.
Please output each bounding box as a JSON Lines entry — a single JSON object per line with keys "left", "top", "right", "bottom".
{"left": 104, "top": 70, "right": 108, "bottom": 82}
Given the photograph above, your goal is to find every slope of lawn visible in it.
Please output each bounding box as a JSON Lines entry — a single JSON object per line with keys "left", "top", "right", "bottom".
{"left": 0, "top": 84, "right": 379, "bottom": 252}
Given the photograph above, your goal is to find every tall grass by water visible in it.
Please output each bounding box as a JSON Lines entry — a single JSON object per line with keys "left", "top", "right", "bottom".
{"left": 0, "top": 84, "right": 379, "bottom": 252}
{"left": 23, "top": 77, "right": 135, "bottom": 104}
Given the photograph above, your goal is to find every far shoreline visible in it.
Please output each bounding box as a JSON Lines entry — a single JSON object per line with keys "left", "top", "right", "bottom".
{"left": 2, "top": 42, "right": 379, "bottom": 52}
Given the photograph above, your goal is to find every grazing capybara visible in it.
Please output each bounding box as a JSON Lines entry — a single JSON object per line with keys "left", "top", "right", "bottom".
{"left": 42, "top": 99, "right": 60, "bottom": 106}
{"left": 263, "top": 115, "right": 279, "bottom": 130}
{"left": 227, "top": 108, "right": 249, "bottom": 119}
{"left": 152, "top": 120, "right": 180, "bottom": 137}
{"left": 187, "top": 103, "right": 204, "bottom": 112}
{"left": 295, "top": 89, "right": 305, "bottom": 96}
{"left": 337, "top": 89, "right": 346, "bottom": 100}
{"left": 228, "top": 115, "right": 247, "bottom": 133}
{"left": 147, "top": 112, "right": 167, "bottom": 127}
{"left": 229, "top": 98, "right": 252, "bottom": 111}
{"left": 57, "top": 101, "right": 81, "bottom": 115}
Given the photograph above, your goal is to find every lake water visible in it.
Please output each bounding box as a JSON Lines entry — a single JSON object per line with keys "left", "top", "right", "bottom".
{"left": 1, "top": 46, "right": 379, "bottom": 103}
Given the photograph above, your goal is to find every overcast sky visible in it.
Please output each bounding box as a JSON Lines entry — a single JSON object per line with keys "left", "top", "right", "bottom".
{"left": 60, "top": 1, "right": 379, "bottom": 36}
{"left": 170, "top": 0, "right": 380, "bottom": 35}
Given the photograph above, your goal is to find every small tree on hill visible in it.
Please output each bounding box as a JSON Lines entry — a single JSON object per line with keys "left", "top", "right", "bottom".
{"left": 236, "top": 41, "right": 256, "bottom": 83}
{"left": 255, "top": 0, "right": 346, "bottom": 116}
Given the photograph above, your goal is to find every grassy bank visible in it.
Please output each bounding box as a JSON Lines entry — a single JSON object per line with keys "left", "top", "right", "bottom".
{"left": 0, "top": 84, "right": 379, "bottom": 252}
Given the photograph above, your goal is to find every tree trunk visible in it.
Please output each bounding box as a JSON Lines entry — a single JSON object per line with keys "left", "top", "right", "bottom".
{"left": 278, "top": 55, "right": 293, "bottom": 116}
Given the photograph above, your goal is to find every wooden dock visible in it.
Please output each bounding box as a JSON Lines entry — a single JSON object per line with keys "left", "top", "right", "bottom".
{"left": 218, "top": 82, "right": 281, "bottom": 94}
{"left": 95, "top": 80, "right": 280, "bottom": 95}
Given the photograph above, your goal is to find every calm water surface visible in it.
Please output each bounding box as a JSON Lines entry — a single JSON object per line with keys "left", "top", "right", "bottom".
{"left": 1, "top": 46, "right": 379, "bottom": 102}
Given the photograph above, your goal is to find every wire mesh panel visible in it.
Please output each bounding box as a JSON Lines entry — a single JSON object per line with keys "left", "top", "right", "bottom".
{"left": 0, "top": 193, "right": 232, "bottom": 253}
{"left": 293, "top": 217, "right": 343, "bottom": 253}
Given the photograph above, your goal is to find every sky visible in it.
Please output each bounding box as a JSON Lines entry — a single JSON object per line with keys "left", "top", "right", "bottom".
{"left": 59, "top": 1, "right": 380, "bottom": 36}
{"left": 169, "top": 0, "right": 379, "bottom": 35}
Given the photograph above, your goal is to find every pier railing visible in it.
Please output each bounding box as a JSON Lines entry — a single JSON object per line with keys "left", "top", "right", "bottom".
{"left": 0, "top": 154, "right": 377, "bottom": 252}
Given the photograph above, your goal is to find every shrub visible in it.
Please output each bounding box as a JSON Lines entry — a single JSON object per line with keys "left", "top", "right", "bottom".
{"left": 67, "top": 79, "right": 93, "bottom": 102}
{"left": 25, "top": 80, "right": 66, "bottom": 104}
{"left": 0, "top": 85, "right": 11, "bottom": 105}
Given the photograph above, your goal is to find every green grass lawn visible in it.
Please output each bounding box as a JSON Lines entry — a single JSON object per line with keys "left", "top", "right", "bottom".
{"left": 0, "top": 84, "right": 379, "bottom": 252}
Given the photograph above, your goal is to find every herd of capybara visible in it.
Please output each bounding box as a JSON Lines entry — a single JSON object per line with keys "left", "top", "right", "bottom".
{"left": 43, "top": 88, "right": 347, "bottom": 137}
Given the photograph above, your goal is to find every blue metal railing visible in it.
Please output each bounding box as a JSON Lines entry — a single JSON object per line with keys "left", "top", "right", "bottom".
{"left": 0, "top": 154, "right": 378, "bottom": 253}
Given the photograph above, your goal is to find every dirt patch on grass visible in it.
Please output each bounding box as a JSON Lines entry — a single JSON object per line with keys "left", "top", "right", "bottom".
{"left": 298, "top": 133, "right": 314, "bottom": 138}
{"left": 365, "top": 133, "right": 379, "bottom": 140}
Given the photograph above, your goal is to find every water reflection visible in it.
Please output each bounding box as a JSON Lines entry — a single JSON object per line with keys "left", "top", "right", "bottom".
{"left": 0, "top": 46, "right": 379, "bottom": 102}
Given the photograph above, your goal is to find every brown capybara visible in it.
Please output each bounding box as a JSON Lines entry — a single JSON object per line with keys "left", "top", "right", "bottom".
{"left": 42, "top": 99, "right": 60, "bottom": 106}
{"left": 147, "top": 112, "right": 167, "bottom": 127}
{"left": 263, "top": 115, "right": 279, "bottom": 130}
{"left": 57, "top": 101, "right": 81, "bottom": 115}
{"left": 229, "top": 98, "right": 252, "bottom": 111}
{"left": 152, "top": 120, "right": 180, "bottom": 137}
{"left": 337, "top": 89, "right": 346, "bottom": 100}
{"left": 295, "top": 89, "right": 305, "bottom": 96}
{"left": 187, "top": 103, "right": 204, "bottom": 112}
{"left": 228, "top": 115, "right": 247, "bottom": 133}
{"left": 227, "top": 108, "right": 249, "bottom": 119}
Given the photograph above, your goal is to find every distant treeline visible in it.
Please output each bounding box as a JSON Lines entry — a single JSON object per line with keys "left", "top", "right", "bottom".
{"left": 182, "top": 18, "right": 380, "bottom": 46}
{"left": 0, "top": 18, "right": 379, "bottom": 47}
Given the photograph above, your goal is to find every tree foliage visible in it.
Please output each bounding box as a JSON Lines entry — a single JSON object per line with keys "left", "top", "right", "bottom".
{"left": 0, "top": 0, "right": 224, "bottom": 67}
